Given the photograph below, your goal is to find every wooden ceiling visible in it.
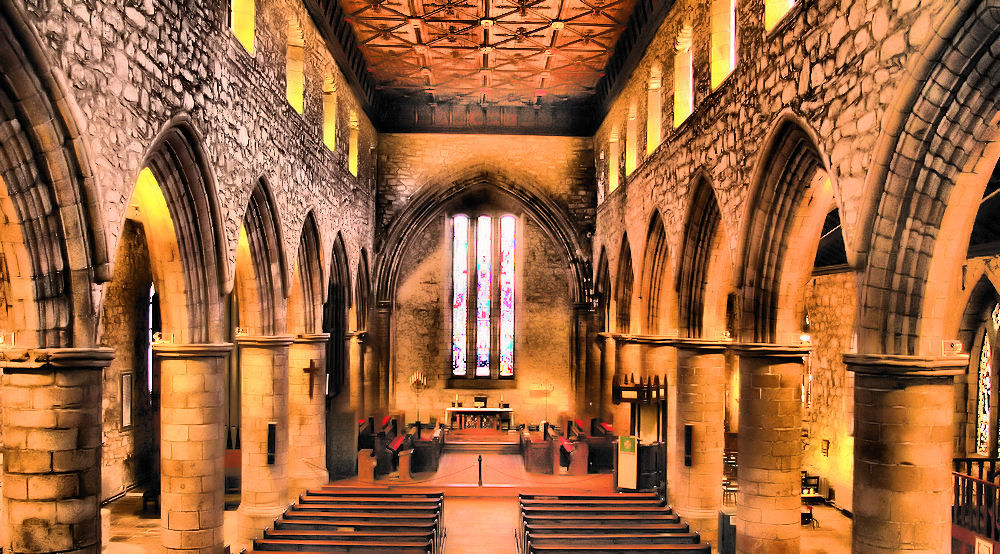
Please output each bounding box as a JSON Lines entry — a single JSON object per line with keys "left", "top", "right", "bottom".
{"left": 341, "top": 0, "right": 637, "bottom": 107}
{"left": 306, "top": 0, "right": 669, "bottom": 133}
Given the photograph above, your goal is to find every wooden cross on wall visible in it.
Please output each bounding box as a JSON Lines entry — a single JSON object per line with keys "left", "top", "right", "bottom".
{"left": 303, "top": 359, "right": 320, "bottom": 398}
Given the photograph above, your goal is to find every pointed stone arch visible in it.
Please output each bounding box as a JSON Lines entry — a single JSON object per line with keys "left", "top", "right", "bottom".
{"left": 615, "top": 233, "right": 634, "bottom": 334}
{"left": 324, "top": 232, "right": 352, "bottom": 396}
{"left": 0, "top": 2, "right": 110, "bottom": 347}
{"left": 289, "top": 211, "right": 323, "bottom": 334}
{"left": 595, "top": 247, "right": 611, "bottom": 332}
{"left": 355, "top": 249, "right": 370, "bottom": 332}
{"left": 737, "top": 115, "right": 828, "bottom": 344}
{"left": 374, "top": 170, "right": 589, "bottom": 305}
{"left": 677, "top": 174, "right": 727, "bottom": 338}
{"left": 141, "top": 117, "right": 227, "bottom": 343}
{"left": 639, "top": 210, "right": 673, "bottom": 335}
{"left": 235, "top": 178, "right": 288, "bottom": 336}
{"left": 857, "top": 0, "right": 1000, "bottom": 355}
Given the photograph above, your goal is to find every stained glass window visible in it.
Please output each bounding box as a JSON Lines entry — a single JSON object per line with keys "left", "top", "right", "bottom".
{"left": 977, "top": 330, "right": 992, "bottom": 455}
{"left": 476, "top": 216, "right": 493, "bottom": 376}
{"left": 451, "top": 213, "right": 516, "bottom": 378}
{"left": 452, "top": 215, "right": 469, "bottom": 376}
{"left": 499, "top": 215, "right": 516, "bottom": 377}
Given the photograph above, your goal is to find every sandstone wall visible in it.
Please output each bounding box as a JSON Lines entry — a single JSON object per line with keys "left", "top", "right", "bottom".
{"left": 391, "top": 212, "right": 574, "bottom": 425}
{"left": 802, "top": 270, "right": 856, "bottom": 512}
{"left": 19, "top": 0, "right": 375, "bottom": 287}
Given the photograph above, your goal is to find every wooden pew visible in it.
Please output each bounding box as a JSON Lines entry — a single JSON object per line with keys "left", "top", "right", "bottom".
{"left": 255, "top": 488, "right": 444, "bottom": 553}
{"left": 517, "top": 493, "right": 709, "bottom": 554}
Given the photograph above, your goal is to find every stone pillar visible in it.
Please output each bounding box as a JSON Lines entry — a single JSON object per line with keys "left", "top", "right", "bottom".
{"left": 363, "top": 339, "right": 378, "bottom": 419}
{"left": 572, "top": 304, "right": 592, "bottom": 415}
{"left": 287, "top": 333, "right": 329, "bottom": 501}
{"left": 599, "top": 333, "right": 616, "bottom": 424}
{"left": 585, "top": 315, "right": 602, "bottom": 418}
{"left": 155, "top": 342, "right": 232, "bottom": 554}
{"left": 733, "top": 343, "right": 808, "bottom": 554}
{"left": 0, "top": 347, "right": 113, "bottom": 553}
{"left": 670, "top": 339, "right": 727, "bottom": 546}
{"left": 349, "top": 332, "right": 365, "bottom": 418}
{"left": 375, "top": 302, "right": 391, "bottom": 412}
{"left": 236, "top": 336, "right": 293, "bottom": 550}
{"left": 845, "top": 354, "right": 964, "bottom": 553}
{"left": 327, "top": 332, "right": 361, "bottom": 480}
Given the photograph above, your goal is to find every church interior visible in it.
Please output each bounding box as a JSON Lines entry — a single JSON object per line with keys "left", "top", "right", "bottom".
{"left": 0, "top": 0, "right": 998, "bottom": 552}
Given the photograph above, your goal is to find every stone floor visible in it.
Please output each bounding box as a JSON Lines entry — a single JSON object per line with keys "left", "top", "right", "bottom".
{"left": 101, "top": 453, "right": 853, "bottom": 552}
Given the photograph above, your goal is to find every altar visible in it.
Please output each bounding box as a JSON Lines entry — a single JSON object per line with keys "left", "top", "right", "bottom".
{"left": 445, "top": 406, "right": 513, "bottom": 430}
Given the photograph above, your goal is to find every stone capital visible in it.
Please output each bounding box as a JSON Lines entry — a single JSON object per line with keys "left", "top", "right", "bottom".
{"left": 729, "top": 342, "right": 810, "bottom": 359}
{"left": 0, "top": 346, "right": 115, "bottom": 371}
{"left": 236, "top": 335, "right": 295, "bottom": 348}
{"left": 294, "top": 333, "right": 331, "bottom": 345}
{"left": 153, "top": 342, "right": 234, "bottom": 359}
{"left": 843, "top": 353, "right": 969, "bottom": 378}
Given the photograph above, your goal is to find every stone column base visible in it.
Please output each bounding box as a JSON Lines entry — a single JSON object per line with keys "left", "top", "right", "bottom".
{"left": 236, "top": 503, "right": 286, "bottom": 551}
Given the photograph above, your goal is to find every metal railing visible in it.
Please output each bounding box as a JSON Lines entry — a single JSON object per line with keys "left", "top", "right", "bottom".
{"left": 954, "top": 458, "right": 1000, "bottom": 540}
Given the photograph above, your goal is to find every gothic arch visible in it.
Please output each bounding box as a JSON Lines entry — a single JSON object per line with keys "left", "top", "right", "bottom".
{"left": 235, "top": 178, "right": 288, "bottom": 336}
{"left": 857, "top": 0, "right": 1000, "bottom": 355}
{"left": 737, "top": 115, "right": 829, "bottom": 343}
{"left": 355, "top": 249, "right": 370, "bottom": 332}
{"left": 639, "top": 210, "right": 674, "bottom": 335}
{"left": 141, "top": 117, "right": 227, "bottom": 343}
{"left": 676, "top": 175, "right": 728, "bottom": 338}
{"left": 615, "top": 233, "right": 635, "bottom": 334}
{"left": 289, "top": 212, "right": 323, "bottom": 334}
{"left": 374, "top": 170, "right": 589, "bottom": 305}
{"left": 595, "top": 247, "right": 611, "bottom": 332}
{"left": 0, "top": 2, "right": 110, "bottom": 347}
{"left": 324, "top": 232, "right": 352, "bottom": 396}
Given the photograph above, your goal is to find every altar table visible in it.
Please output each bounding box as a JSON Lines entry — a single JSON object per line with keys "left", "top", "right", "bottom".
{"left": 445, "top": 407, "right": 513, "bottom": 430}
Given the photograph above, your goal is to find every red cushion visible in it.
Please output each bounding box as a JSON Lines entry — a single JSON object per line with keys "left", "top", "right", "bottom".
{"left": 574, "top": 419, "right": 585, "bottom": 428}
{"left": 559, "top": 438, "right": 575, "bottom": 453}
{"left": 389, "top": 436, "right": 404, "bottom": 450}
{"left": 358, "top": 418, "right": 366, "bottom": 425}
{"left": 600, "top": 423, "right": 613, "bottom": 434}
{"left": 382, "top": 416, "right": 392, "bottom": 428}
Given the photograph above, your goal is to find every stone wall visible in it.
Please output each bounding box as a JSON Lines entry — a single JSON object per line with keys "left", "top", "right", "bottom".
{"left": 802, "top": 270, "right": 856, "bottom": 512}
{"left": 99, "top": 222, "right": 155, "bottom": 500}
{"left": 19, "top": 0, "right": 376, "bottom": 289}
{"left": 376, "top": 134, "right": 596, "bottom": 247}
{"left": 591, "top": 0, "right": 953, "bottom": 307}
{"left": 391, "top": 212, "right": 574, "bottom": 424}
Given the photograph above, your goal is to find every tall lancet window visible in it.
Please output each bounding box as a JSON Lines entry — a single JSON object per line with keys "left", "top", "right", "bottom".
{"left": 475, "top": 215, "right": 493, "bottom": 376}
{"left": 499, "top": 215, "right": 516, "bottom": 377}
{"left": 978, "top": 329, "right": 992, "bottom": 455}
{"left": 452, "top": 213, "right": 517, "bottom": 378}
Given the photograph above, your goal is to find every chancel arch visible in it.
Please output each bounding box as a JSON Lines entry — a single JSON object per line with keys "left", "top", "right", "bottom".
{"left": 377, "top": 172, "right": 583, "bottom": 424}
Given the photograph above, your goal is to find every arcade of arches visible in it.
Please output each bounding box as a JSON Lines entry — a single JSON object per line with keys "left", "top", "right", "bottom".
{"left": 0, "top": 0, "right": 999, "bottom": 552}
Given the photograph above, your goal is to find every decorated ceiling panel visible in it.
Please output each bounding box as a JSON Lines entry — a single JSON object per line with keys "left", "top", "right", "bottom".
{"left": 339, "top": 0, "right": 638, "bottom": 108}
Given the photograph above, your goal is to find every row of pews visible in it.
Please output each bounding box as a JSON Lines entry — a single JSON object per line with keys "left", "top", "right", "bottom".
{"left": 248, "top": 487, "right": 445, "bottom": 553}
{"left": 517, "top": 492, "right": 711, "bottom": 553}
{"left": 521, "top": 418, "right": 615, "bottom": 475}
{"left": 358, "top": 416, "right": 444, "bottom": 481}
